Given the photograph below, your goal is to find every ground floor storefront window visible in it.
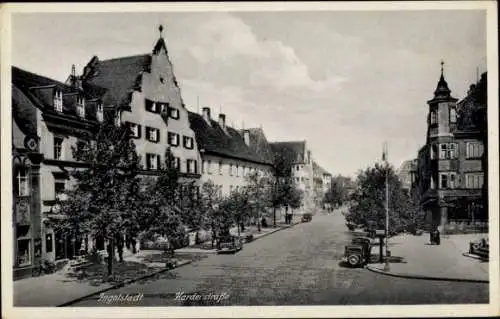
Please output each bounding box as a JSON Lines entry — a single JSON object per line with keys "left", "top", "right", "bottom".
{"left": 17, "top": 238, "right": 31, "bottom": 266}
{"left": 55, "top": 231, "right": 85, "bottom": 260}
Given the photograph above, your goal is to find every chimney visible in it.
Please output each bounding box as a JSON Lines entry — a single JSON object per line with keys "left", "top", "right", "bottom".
{"left": 202, "top": 107, "right": 211, "bottom": 124}
{"left": 219, "top": 113, "right": 226, "bottom": 130}
{"left": 243, "top": 129, "right": 250, "bottom": 146}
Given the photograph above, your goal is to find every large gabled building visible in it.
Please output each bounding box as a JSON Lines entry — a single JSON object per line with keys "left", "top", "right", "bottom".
{"left": 77, "top": 26, "right": 202, "bottom": 184}
{"left": 414, "top": 64, "right": 487, "bottom": 233}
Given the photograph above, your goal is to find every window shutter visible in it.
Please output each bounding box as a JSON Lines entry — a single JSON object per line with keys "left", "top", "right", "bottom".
{"left": 156, "top": 155, "right": 161, "bottom": 170}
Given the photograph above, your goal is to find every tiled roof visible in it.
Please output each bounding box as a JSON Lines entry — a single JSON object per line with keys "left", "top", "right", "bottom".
{"left": 81, "top": 54, "right": 152, "bottom": 109}
{"left": 243, "top": 128, "right": 275, "bottom": 164}
{"left": 12, "top": 66, "right": 103, "bottom": 123}
{"left": 188, "top": 112, "right": 272, "bottom": 165}
{"left": 269, "top": 141, "right": 306, "bottom": 164}
{"left": 456, "top": 72, "right": 487, "bottom": 132}
{"left": 313, "top": 161, "right": 330, "bottom": 176}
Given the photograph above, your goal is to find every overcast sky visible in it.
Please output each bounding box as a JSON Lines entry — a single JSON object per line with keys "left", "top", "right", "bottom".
{"left": 11, "top": 10, "right": 487, "bottom": 177}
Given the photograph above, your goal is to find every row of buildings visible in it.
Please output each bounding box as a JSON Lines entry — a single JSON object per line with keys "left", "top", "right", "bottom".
{"left": 398, "top": 63, "right": 488, "bottom": 233}
{"left": 11, "top": 26, "right": 332, "bottom": 279}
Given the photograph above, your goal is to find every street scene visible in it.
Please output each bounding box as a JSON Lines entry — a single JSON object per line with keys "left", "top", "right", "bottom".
{"left": 4, "top": 4, "right": 494, "bottom": 312}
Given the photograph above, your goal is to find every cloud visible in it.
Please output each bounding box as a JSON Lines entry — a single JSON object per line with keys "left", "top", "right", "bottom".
{"left": 175, "top": 13, "right": 347, "bottom": 93}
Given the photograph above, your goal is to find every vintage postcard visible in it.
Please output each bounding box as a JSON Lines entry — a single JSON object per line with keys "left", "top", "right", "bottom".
{"left": 1, "top": 1, "right": 498, "bottom": 318}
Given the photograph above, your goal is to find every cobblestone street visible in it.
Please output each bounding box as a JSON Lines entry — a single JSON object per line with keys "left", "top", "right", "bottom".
{"left": 70, "top": 211, "right": 489, "bottom": 306}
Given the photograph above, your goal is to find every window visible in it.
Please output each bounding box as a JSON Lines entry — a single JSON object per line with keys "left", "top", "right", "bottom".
{"left": 186, "top": 159, "right": 197, "bottom": 174}
{"left": 449, "top": 173, "right": 457, "bottom": 189}
{"left": 218, "top": 161, "right": 223, "bottom": 175}
{"left": 17, "top": 168, "right": 29, "bottom": 197}
{"left": 45, "top": 233, "right": 53, "bottom": 253}
{"left": 230, "top": 164, "right": 234, "bottom": 176}
{"left": 174, "top": 157, "right": 181, "bottom": 171}
{"left": 450, "top": 108, "right": 457, "bottom": 123}
{"left": 146, "top": 154, "right": 160, "bottom": 170}
{"left": 168, "top": 132, "right": 180, "bottom": 146}
{"left": 207, "top": 160, "right": 212, "bottom": 174}
{"left": 54, "top": 90, "right": 63, "bottom": 112}
{"left": 202, "top": 160, "right": 206, "bottom": 174}
{"left": 430, "top": 175, "right": 436, "bottom": 189}
{"left": 55, "top": 181, "right": 66, "bottom": 200}
{"left": 54, "top": 137, "right": 63, "bottom": 160}
{"left": 183, "top": 136, "right": 194, "bottom": 149}
{"left": 146, "top": 127, "right": 160, "bottom": 143}
{"left": 115, "top": 110, "right": 121, "bottom": 127}
{"left": 430, "top": 111, "right": 437, "bottom": 125}
{"left": 126, "top": 122, "right": 141, "bottom": 139}
{"left": 466, "top": 142, "right": 484, "bottom": 158}
{"left": 76, "top": 96, "right": 85, "bottom": 118}
{"left": 466, "top": 173, "right": 484, "bottom": 189}
{"left": 296, "top": 166, "right": 300, "bottom": 171}
{"left": 169, "top": 107, "right": 180, "bottom": 120}
{"left": 439, "top": 143, "right": 458, "bottom": 159}
{"left": 229, "top": 185, "right": 233, "bottom": 193}
{"left": 236, "top": 165, "right": 239, "bottom": 177}
{"left": 439, "top": 172, "right": 457, "bottom": 189}
{"left": 96, "top": 103, "right": 104, "bottom": 122}
{"left": 17, "top": 238, "right": 31, "bottom": 266}
{"left": 145, "top": 99, "right": 159, "bottom": 113}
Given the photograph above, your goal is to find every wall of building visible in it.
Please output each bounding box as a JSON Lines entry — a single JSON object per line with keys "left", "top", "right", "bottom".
{"left": 199, "top": 153, "right": 273, "bottom": 197}
{"left": 122, "top": 46, "right": 201, "bottom": 175}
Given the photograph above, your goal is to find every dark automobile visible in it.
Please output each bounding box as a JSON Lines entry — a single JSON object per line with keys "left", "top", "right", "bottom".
{"left": 301, "top": 213, "right": 312, "bottom": 222}
{"left": 216, "top": 235, "right": 243, "bottom": 255}
{"left": 342, "top": 237, "right": 371, "bottom": 267}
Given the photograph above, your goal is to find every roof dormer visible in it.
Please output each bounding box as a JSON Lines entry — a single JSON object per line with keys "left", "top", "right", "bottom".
{"left": 96, "top": 101, "right": 104, "bottom": 123}
{"left": 76, "top": 95, "right": 85, "bottom": 118}
{"left": 54, "top": 88, "right": 63, "bottom": 112}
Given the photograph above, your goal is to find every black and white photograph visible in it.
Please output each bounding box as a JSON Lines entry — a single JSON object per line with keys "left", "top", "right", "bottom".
{"left": 1, "top": 2, "right": 498, "bottom": 318}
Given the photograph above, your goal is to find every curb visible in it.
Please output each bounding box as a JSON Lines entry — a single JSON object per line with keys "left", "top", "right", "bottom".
{"left": 57, "top": 259, "right": 193, "bottom": 307}
{"left": 365, "top": 264, "right": 489, "bottom": 284}
{"left": 462, "top": 252, "right": 489, "bottom": 261}
{"left": 250, "top": 222, "right": 300, "bottom": 241}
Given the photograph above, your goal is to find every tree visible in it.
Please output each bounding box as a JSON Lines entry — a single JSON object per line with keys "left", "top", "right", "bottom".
{"left": 245, "top": 171, "right": 272, "bottom": 231}
{"left": 221, "top": 188, "right": 251, "bottom": 237}
{"left": 199, "top": 180, "right": 229, "bottom": 248}
{"left": 140, "top": 148, "right": 185, "bottom": 256}
{"left": 346, "top": 163, "right": 424, "bottom": 235}
{"left": 54, "top": 124, "right": 143, "bottom": 276}
{"left": 271, "top": 150, "right": 299, "bottom": 226}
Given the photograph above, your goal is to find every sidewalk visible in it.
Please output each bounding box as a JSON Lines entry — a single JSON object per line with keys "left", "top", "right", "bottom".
{"left": 14, "top": 215, "right": 302, "bottom": 307}
{"left": 14, "top": 250, "right": 192, "bottom": 307}
{"left": 366, "top": 232, "right": 489, "bottom": 283}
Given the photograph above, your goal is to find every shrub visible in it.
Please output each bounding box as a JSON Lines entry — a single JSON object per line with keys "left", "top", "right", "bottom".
{"left": 87, "top": 247, "right": 103, "bottom": 264}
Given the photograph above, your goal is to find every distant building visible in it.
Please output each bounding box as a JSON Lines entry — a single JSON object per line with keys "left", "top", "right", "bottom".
{"left": 398, "top": 159, "right": 418, "bottom": 192}
{"left": 312, "top": 161, "right": 332, "bottom": 200}
{"left": 188, "top": 107, "right": 274, "bottom": 197}
{"left": 269, "top": 141, "right": 315, "bottom": 210}
{"left": 414, "top": 64, "right": 487, "bottom": 233}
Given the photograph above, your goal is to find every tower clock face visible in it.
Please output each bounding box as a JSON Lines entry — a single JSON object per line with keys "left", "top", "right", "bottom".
{"left": 24, "top": 135, "right": 39, "bottom": 152}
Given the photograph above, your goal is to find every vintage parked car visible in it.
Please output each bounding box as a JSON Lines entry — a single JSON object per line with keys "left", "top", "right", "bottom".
{"left": 301, "top": 213, "right": 313, "bottom": 222}
{"left": 342, "top": 237, "right": 372, "bottom": 267}
{"left": 469, "top": 237, "right": 489, "bottom": 259}
{"left": 216, "top": 235, "right": 243, "bottom": 255}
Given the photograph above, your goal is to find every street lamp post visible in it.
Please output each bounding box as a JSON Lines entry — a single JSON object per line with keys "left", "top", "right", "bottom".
{"left": 383, "top": 142, "right": 391, "bottom": 272}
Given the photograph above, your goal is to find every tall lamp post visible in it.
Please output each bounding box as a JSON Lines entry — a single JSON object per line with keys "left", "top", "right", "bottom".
{"left": 383, "top": 142, "right": 391, "bottom": 271}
